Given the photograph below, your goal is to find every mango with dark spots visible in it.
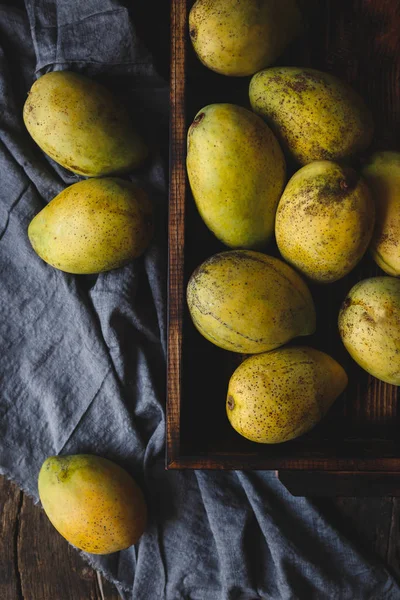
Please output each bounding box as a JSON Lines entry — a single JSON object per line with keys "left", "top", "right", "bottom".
{"left": 249, "top": 67, "right": 373, "bottom": 165}
{"left": 362, "top": 152, "right": 400, "bottom": 276}
{"left": 23, "top": 71, "right": 147, "bottom": 176}
{"left": 186, "top": 250, "right": 316, "bottom": 353}
{"left": 189, "top": 0, "right": 302, "bottom": 77}
{"left": 275, "top": 160, "right": 375, "bottom": 283}
{"left": 338, "top": 277, "right": 400, "bottom": 385}
{"left": 226, "top": 346, "right": 347, "bottom": 443}
{"left": 38, "top": 455, "right": 147, "bottom": 554}
{"left": 187, "top": 104, "right": 286, "bottom": 248}
{"left": 28, "top": 178, "right": 153, "bottom": 274}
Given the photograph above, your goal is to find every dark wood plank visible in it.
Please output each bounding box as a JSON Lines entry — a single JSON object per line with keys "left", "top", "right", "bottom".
{"left": 387, "top": 498, "right": 400, "bottom": 579}
{"left": 0, "top": 477, "right": 120, "bottom": 600}
{"left": 0, "top": 477, "right": 22, "bottom": 600}
{"left": 168, "top": 454, "right": 400, "bottom": 471}
{"left": 167, "top": 0, "right": 187, "bottom": 467}
{"left": 318, "top": 496, "right": 400, "bottom": 581}
{"left": 278, "top": 470, "right": 400, "bottom": 496}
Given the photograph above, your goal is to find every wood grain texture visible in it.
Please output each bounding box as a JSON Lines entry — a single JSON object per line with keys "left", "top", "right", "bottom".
{"left": 168, "top": 455, "right": 400, "bottom": 471}
{"left": 0, "top": 478, "right": 120, "bottom": 600}
{"left": 167, "top": 0, "right": 400, "bottom": 478}
{"left": 0, "top": 477, "right": 21, "bottom": 600}
{"left": 167, "top": 0, "right": 187, "bottom": 466}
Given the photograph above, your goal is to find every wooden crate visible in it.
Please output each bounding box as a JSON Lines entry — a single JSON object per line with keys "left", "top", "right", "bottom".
{"left": 167, "top": 0, "right": 400, "bottom": 493}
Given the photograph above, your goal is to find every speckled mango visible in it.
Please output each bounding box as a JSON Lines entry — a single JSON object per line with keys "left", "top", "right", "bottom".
{"left": 249, "top": 67, "right": 373, "bottom": 165}
{"left": 186, "top": 250, "right": 316, "bottom": 353}
{"left": 226, "top": 346, "right": 347, "bottom": 443}
{"left": 275, "top": 161, "right": 375, "bottom": 283}
{"left": 28, "top": 178, "right": 153, "bottom": 274}
{"left": 189, "top": 0, "right": 302, "bottom": 77}
{"left": 23, "top": 71, "right": 147, "bottom": 176}
{"left": 187, "top": 104, "right": 286, "bottom": 248}
{"left": 362, "top": 152, "right": 400, "bottom": 276}
{"left": 38, "top": 455, "right": 147, "bottom": 554}
{"left": 338, "top": 277, "right": 400, "bottom": 385}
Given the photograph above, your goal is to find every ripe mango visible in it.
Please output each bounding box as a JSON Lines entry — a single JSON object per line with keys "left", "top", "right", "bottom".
{"left": 28, "top": 178, "right": 153, "bottom": 274}
{"left": 275, "top": 161, "right": 375, "bottom": 283}
{"left": 23, "top": 71, "right": 147, "bottom": 176}
{"left": 187, "top": 250, "right": 316, "bottom": 353}
{"left": 227, "top": 347, "right": 347, "bottom": 443}
{"left": 362, "top": 152, "right": 400, "bottom": 276}
{"left": 189, "top": 0, "right": 302, "bottom": 77}
{"left": 38, "top": 455, "right": 147, "bottom": 554}
{"left": 187, "top": 104, "right": 286, "bottom": 248}
{"left": 338, "top": 277, "right": 400, "bottom": 385}
{"left": 249, "top": 67, "right": 373, "bottom": 165}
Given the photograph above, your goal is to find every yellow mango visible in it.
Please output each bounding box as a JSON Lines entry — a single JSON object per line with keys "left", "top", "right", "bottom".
{"left": 187, "top": 250, "right": 315, "bottom": 353}
{"left": 187, "top": 104, "right": 286, "bottom": 249}
{"left": 23, "top": 71, "right": 147, "bottom": 176}
{"left": 275, "top": 161, "right": 375, "bottom": 283}
{"left": 362, "top": 152, "right": 400, "bottom": 276}
{"left": 227, "top": 347, "right": 347, "bottom": 443}
{"left": 189, "top": 0, "right": 302, "bottom": 77}
{"left": 250, "top": 67, "right": 373, "bottom": 165}
{"left": 338, "top": 277, "right": 400, "bottom": 385}
{"left": 28, "top": 178, "right": 153, "bottom": 274}
{"left": 38, "top": 455, "right": 147, "bottom": 554}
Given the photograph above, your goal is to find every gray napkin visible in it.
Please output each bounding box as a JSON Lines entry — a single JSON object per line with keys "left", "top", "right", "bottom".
{"left": 0, "top": 1, "right": 399, "bottom": 598}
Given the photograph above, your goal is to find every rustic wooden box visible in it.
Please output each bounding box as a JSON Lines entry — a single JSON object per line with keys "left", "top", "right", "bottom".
{"left": 167, "top": 0, "right": 400, "bottom": 494}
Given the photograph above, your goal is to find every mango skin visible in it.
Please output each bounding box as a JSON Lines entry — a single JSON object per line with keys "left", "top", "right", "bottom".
{"left": 249, "top": 67, "right": 373, "bottom": 165}
{"left": 362, "top": 152, "right": 400, "bottom": 276}
{"left": 23, "top": 71, "right": 147, "bottom": 176}
{"left": 276, "top": 161, "right": 375, "bottom": 283}
{"left": 227, "top": 346, "right": 347, "bottom": 444}
{"left": 187, "top": 250, "right": 316, "bottom": 354}
{"left": 187, "top": 104, "right": 286, "bottom": 248}
{"left": 189, "top": 0, "right": 302, "bottom": 77}
{"left": 338, "top": 277, "right": 400, "bottom": 385}
{"left": 28, "top": 178, "right": 153, "bottom": 274}
{"left": 38, "top": 455, "right": 147, "bottom": 554}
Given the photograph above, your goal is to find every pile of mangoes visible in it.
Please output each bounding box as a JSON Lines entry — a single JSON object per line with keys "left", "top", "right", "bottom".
{"left": 24, "top": 72, "right": 152, "bottom": 552}
{"left": 187, "top": 0, "right": 400, "bottom": 444}
{"left": 24, "top": 71, "right": 152, "bottom": 274}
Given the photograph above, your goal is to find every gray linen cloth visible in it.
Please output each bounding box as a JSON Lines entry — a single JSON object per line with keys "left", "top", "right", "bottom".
{"left": 0, "top": 1, "right": 399, "bottom": 598}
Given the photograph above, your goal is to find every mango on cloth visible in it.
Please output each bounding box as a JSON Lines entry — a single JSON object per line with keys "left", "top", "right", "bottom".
{"left": 28, "top": 178, "right": 153, "bottom": 274}
{"left": 38, "top": 455, "right": 147, "bottom": 554}
{"left": 187, "top": 250, "right": 316, "bottom": 354}
{"left": 338, "top": 277, "right": 400, "bottom": 385}
{"left": 187, "top": 104, "right": 286, "bottom": 249}
{"left": 189, "top": 0, "right": 302, "bottom": 77}
{"left": 250, "top": 67, "right": 373, "bottom": 165}
{"left": 363, "top": 152, "right": 400, "bottom": 276}
{"left": 227, "top": 346, "right": 347, "bottom": 443}
{"left": 275, "top": 161, "right": 375, "bottom": 283}
{"left": 23, "top": 71, "right": 147, "bottom": 176}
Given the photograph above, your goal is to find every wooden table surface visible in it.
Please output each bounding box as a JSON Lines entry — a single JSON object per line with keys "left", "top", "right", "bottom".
{"left": 1, "top": 474, "right": 399, "bottom": 599}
